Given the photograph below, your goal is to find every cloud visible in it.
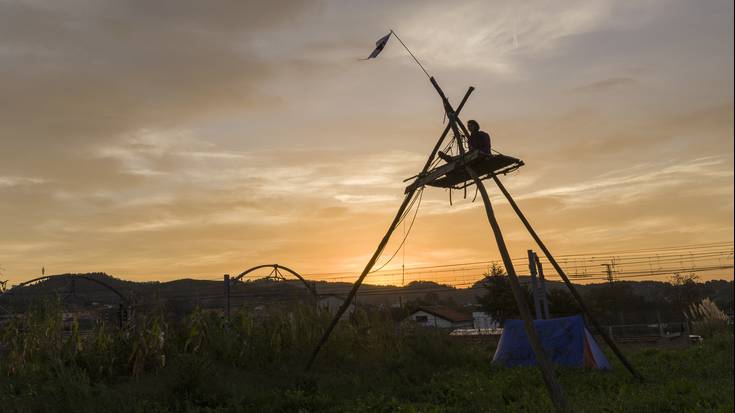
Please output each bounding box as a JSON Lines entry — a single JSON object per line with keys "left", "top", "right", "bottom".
{"left": 0, "top": 0, "right": 312, "bottom": 172}
{"left": 571, "top": 77, "right": 636, "bottom": 94}
{"left": 0, "top": 176, "right": 47, "bottom": 188}
{"left": 0, "top": 0, "right": 731, "bottom": 283}
{"left": 333, "top": 194, "right": 398, "bottom": 204}
{"left": 400, "top": 1, "right": 604, "bottom": 72}
{"left": 521, "top": 156, "right": 732, "bottom": 205}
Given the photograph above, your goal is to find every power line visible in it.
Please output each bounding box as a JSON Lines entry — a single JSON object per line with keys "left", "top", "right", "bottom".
{"left": 301, "top": 246, "right": 733, "bottom": 281}
{"left": 300, "top": 241, "right": 733, "bottom": 278}
{"left": 5, "top": 243, "right": 732, "bottom": 296}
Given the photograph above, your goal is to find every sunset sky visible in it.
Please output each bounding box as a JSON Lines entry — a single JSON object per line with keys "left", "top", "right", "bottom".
{"left": 1, "top": 0, "right": 733, "bottom": 285}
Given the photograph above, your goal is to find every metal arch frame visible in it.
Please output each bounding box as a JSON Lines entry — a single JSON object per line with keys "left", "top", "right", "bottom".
{"left": 230, "top": 264, "right": 317, "bottom": 298}
{"left": 0, "top": 274, "right": 131, "bottom": 328}
{"left": 1, "top": 274, "right": 128, "bottom": 302}
{"left": 224, "top": 264, "right": 317, "bottom": 323}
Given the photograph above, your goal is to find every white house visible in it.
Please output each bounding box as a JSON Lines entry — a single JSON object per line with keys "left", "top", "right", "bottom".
{"left": 317, "top": 294, "right": 355, "bottom": 321}
{"left": 472, "top": 311, "right": 499, "bottom": 329}
{"left": 405, "top": 306, "right": 473, "bottom": 329}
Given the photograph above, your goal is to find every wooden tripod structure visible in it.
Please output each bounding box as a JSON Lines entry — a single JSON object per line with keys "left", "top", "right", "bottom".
{"left": 305, "top": 76, "right": 642, "bottom": 411}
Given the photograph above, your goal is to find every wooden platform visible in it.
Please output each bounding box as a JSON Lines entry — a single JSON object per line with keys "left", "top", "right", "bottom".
{"left": 405, "top": 151, "right": 524, "bottom": 193}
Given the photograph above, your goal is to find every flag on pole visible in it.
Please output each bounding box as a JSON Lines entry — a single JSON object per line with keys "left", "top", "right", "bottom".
{"left": 365, "top": 32, "right": 392, "bottom": 59}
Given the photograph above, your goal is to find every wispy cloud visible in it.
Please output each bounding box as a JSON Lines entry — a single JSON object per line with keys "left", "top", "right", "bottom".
{"left": 404, "top": 0, "right": 624, "bottom": 74}
{"left": 520, "top": 156, "right": 732, "bottom": 205}
{"left": 0, "top": 176, "right": 47, "bottom": 188}
{"left": 571, "top": 77, "right": 636, "bottom": 94}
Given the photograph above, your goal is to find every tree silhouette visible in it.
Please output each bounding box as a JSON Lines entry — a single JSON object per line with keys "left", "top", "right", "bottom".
{"left": 477, "top": 264, "right": 532, "bottom": 326}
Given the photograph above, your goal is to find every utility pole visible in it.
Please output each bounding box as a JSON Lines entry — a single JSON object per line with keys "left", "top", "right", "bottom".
{"left": 224, "top": 274, "right": 231, "bottom": 323}
{"left": 602, "top": 263, "right": 614, "bottom": 283}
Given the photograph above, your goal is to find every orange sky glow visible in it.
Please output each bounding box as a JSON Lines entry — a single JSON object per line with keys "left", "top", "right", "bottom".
{"left": 0, "top": 1, "right": 732, "bottom": 287}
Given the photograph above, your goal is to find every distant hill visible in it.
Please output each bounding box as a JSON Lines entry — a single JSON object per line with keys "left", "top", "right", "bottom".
{"left": 2, "top": 272, "right": 732, "bottom": 315}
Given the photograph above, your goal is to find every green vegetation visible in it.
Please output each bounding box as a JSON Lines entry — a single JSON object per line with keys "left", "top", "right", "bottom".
{"left": 477, "top": 268, "right": 733, "bottom": 327}
{"left": 0, "top": 300, "right": 732, "bottom": 413}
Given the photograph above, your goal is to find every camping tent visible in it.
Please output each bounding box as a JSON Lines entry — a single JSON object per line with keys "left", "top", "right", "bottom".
{"left": 492, "top": 315, "right": 611, "bottom": 369}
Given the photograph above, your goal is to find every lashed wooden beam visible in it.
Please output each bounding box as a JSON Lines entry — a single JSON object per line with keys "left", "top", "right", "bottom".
{"left": 492, "top": 175, "right": 644, "bottom": 381}
{"left": 305, "top": 86, "right": 475, "bottom": 371}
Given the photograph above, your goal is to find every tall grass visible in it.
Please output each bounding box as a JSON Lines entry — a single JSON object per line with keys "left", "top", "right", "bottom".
{"left": 0, "top": 300, "right": 473, "bottom": 378}
{"left": 685, "top": 297, "right": 731, "bottom": 337}
{"left": 0, "top": 299, "right": 732, "bottom": 412}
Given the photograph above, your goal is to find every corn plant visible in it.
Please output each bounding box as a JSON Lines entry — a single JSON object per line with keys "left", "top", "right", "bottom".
{"left": 128, "top": 310, "right": 168, "bottom": 376}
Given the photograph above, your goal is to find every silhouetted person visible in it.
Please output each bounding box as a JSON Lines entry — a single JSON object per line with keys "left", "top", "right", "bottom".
{"left": 436, "top": 119, "right": 492, "bottom": 162}
{"left": 467, "top": 120, "right": 491, "bottom": 155}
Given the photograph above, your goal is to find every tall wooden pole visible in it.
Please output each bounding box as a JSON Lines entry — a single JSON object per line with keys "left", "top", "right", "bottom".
{"left": 430, "top": 77, "right": 466, "bottom": 157}
{"left": 492, "top": 174, "right": 643, "bottom": 380}
{"left": 419, "top": 87, "right": 474, "bottom": 173}
{"left": 305, "top": 86, "right": 475, "bottom": 370}
{"left": 466, "top": 166, "right": 567, "bottom": 412}
{"left": 536, "top": 254, "right": 551, "bottom": 319}
{"left": 306, "top": 189, "right": 415, "bottom": 370}
{"left": 428, "top": 78, "right": 567, "bottom": 410}
{"left": 529, "top": 249, "right": 542, "bottom": 320}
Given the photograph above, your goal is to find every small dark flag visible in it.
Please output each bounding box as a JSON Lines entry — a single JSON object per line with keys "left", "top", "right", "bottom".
{"left": 365, "top": 32, "right": 392, "bottom": 59}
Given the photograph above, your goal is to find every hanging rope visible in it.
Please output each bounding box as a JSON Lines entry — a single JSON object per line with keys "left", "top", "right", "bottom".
{"left": 395, "top": 186, "right": 422, "bottom": 227}
{"left": 370, "top": 187, "right": 424, "bottom": 273}
{"left": 402, "top": 210, "right": 406, "bottom": 286}
{"left": 428, "top": 136, "right": 460, "bottom": 171}
{"left": 367, "top": 187, "right": 422, "bottom": 272}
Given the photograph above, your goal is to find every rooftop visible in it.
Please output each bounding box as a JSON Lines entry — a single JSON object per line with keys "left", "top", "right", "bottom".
{"left": 412, "top": 305, "right": 473, "bottom": 322}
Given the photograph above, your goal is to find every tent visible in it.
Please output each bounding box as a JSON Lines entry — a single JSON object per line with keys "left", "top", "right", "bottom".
{"left": 492, "top": 315, "right": 611, "bottom": 369}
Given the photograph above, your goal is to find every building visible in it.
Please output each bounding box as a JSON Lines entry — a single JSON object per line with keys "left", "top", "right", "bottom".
{"left": 405, "top": 305, "right": 473, "bottom": 329}
{"left": 317, "top": 294, "right": 355, "bottom": 321}
{"left": 472, "top": 311, "right": 499, "bottom": 329}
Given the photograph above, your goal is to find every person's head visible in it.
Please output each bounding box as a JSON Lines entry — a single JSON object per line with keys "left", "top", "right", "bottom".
{"left": 467, "top": 120, "right": 480, "bottom": 133}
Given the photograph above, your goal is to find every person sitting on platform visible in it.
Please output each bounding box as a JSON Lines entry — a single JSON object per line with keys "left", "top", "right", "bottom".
{"left": 467, "top": 119, "right": 491, "bottom": 155}
{"left": 436, "top": 119, "right": 492, "bottom": 163}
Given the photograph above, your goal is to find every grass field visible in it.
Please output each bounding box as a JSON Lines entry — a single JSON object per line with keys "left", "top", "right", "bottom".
{"left": 0, "top": 303, "right": 732, "bottom": 413}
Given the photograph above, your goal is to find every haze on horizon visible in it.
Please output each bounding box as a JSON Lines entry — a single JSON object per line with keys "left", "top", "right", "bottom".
{"left": 1, "top": 0, "right": 733, "bottom": 286}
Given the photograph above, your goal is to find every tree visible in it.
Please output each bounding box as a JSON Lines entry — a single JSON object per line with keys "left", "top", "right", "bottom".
{"left": 486, "top": 262, "right": 506, "bottom": 278}
{"left": 0, "top": 265, "right": 6, "bottom": 293}
{"left": 421, "top": 292, "right": 440, "bottom": 306}
{"left": 587, "top": 282, "right": 650, "bottom": 324}
{"left": 670, "top": 273, "right": 702, "bottom": 312}
{"left": 476, "top": 264, "right": 532, "bottom": 326}
{"left": 547, "top": 288, "right": 580, "bottom": 317}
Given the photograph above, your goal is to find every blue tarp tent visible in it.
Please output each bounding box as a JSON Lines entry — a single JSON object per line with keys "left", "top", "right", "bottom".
{"left": 492, "top": 315, "right": 611, "bottom": 369}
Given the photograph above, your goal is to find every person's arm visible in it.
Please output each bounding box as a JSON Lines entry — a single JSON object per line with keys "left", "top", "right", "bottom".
{"left": 467, "top": 132, "right": 477, "bottom": 151}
